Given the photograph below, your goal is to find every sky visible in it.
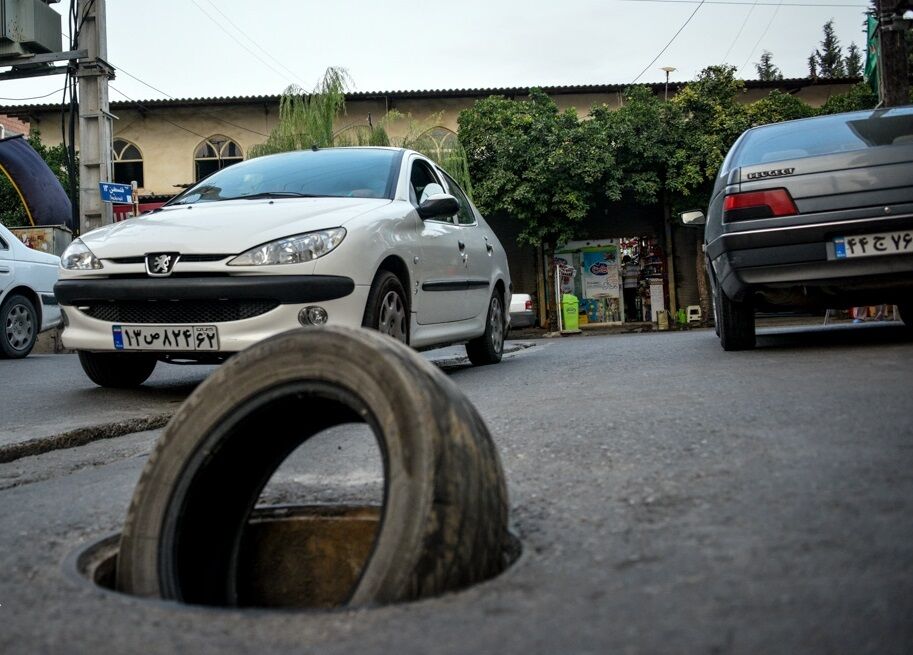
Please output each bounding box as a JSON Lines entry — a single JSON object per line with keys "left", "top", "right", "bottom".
{"left": 0, "top": 0, "right": 873, "bottom": 105}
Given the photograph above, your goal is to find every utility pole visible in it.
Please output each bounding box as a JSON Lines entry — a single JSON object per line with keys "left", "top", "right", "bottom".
{"left": 876, "top": 0, "right": 911, "bottom": 107}
{"left": 660, "top": 66, "right": 676, "bottom": 101}
{"left": 77, "top": 0, "right": 115, "bottom": 232}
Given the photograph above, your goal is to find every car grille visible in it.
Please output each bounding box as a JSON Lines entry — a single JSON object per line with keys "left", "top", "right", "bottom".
{"left": 82, "top": 300, "right": 280, "bottom": 324}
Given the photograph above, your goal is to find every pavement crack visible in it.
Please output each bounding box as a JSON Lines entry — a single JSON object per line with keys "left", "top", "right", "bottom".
{"left": 0, "top": 414, "right": 173, "bottom": 464}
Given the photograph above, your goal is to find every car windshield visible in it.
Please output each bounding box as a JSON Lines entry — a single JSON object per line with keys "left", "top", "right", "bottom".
{"left": 170, "top": 148, "right": 400, "bottom": 205}
{"left": 730, "top": 107, "right": 913, "bottom": 169}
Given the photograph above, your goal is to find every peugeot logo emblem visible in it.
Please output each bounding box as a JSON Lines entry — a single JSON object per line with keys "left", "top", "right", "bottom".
{"left": 146, "top": 252, "right": 180, "bottom": 277}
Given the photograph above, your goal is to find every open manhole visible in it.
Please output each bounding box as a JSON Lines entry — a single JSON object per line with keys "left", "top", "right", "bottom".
{"left": 71, "top": 328, "right": 520, "bottom": 609}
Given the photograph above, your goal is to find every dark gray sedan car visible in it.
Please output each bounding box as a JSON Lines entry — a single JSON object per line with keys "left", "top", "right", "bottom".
{"left": 684, "top": 106, "right": 913, "bottom": 350}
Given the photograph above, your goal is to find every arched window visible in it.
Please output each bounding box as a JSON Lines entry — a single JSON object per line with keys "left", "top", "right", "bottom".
{"left": 112, "top": 138, "right": 144, "bottom": 188}
{"left": 416, "top": 127, "right": 458, "bottom": 162}
{"left": 194, "top": 136, "right": 243, "bottom": 181}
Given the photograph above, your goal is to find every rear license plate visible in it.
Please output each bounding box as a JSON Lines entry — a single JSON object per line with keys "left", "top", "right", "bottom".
{"left": 113, "top": 325, "right": 219, "bottom": 351}
{"left": 833, "top": 230, "right": 913, "bottom": 259}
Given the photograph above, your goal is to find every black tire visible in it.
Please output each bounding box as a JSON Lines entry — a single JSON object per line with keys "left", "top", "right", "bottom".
{"left": 712, "top": 287, "right": 721, "bottom": 337}
{"left": 897, "top": 302, "right": 913, "bottom": 332}
{"left": 717, "top": 288, "right": 755, "bottom": 351}
{"left": 362, "top": 271, "right": 409, "bottom": 344}
{"left": 78, "top": 351, "right": 158, "bottom": 388}
{"left": 116, "top": 327, "right": 510, "bottom": 607}
{"left": 466, "top": 290, "right": 505, "bottom": 366}
{"left": 0, "top": 293, "right": 38, "bottom": 359}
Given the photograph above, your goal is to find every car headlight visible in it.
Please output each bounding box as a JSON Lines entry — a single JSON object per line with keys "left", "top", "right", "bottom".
{"left": 228, "top": 228, "right": 346, "bottom": 266}
{"left": 60, "top": 239, "right": 103, "bottom": 270}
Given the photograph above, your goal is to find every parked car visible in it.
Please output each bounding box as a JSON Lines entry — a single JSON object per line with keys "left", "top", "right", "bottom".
{"left": 0, "top": 223, "right": 61, "bottom": 358}
{"left": 55, "top": 147, "right": 512, "bottom": 387}
{"left": 509, "top": 293, "right": 536, "bottom": 328}
{"left": 683, "top": 106, "right": 913, "bottom": 350}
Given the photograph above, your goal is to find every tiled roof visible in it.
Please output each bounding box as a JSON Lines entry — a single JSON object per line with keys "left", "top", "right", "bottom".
{"left": 0, "top": 77, "right": 863, "bottom": 116}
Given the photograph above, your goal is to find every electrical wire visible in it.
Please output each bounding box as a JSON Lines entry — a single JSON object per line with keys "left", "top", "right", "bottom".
{"left": 722, "top": 2, "right": 759, "bottom": 63}
{"left": 0, "top": 87, "right": 67, "bottom": 101}
{"left": 618, "top": 0, "right": 863, "bottom": 5}
{"left": 738, "top": 0, "right": 785, "bottom": 74}
{"left": 109, "top": 85, "right": 211, "bottom": 141}
{"left": 201, "top": 0, "right": 307, "bottom": 87}
{"left": 630, "top": 0, "right": 707, "bottom": 84}
{"left": 188, "top": 0, "right": 297, "bottom": 88}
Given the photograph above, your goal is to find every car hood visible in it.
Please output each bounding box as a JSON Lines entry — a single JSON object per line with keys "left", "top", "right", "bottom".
{"left": 78, "top": 197, "right": 392, "bottom": 257}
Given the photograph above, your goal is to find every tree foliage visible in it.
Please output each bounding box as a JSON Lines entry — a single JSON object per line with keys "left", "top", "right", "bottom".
{"left": 251, "top": 67, "right": 474, "bottom": 194}
{"left": 812, "top": 20, "right": 847, "bottom": 78}
{"left": 748, "top": 89, "right": 816, "bottom": 126}
{"left": 755, "top": 51, "right": 783, "bottom": 81}
{"left": 844, "top": 42, "right": 863, "bottom": 78}
{"left": 0, "top": 131, "right": 74, "bottom": 228}
{"left": 457, "top": 90, "right": 615, "bottom": 246}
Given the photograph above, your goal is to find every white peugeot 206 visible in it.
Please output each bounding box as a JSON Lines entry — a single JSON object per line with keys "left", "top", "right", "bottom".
{"left": 56, "top": 147, "right": 512, "bottom": 387}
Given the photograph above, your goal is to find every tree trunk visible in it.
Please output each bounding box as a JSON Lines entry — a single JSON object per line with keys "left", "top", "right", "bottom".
{"left": 544, "top": 240, "right": 559, "bottom": 333}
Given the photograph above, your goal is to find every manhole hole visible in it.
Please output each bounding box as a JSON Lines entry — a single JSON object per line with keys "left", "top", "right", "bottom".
{"left": 72, "top": 506, "right": 521, "bottom": 609}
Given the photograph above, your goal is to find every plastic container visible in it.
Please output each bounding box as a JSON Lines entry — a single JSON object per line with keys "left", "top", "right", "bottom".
{"left": 561, "top": 294, "right": 579, "bottom": 331}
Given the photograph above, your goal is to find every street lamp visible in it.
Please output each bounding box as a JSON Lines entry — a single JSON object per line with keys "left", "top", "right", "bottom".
{"left": 660, "top": 66, "right": 676, "bottom": 101}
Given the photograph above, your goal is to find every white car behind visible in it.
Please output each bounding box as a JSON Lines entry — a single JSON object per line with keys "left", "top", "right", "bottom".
{"left": 56, "top": 147, "right": 512, "bottom": 387}
{"left": 0, "top": 223, "right": 61, "bottom": 358}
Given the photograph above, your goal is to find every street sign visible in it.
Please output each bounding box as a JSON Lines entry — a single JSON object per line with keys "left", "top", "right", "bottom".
{"left": 99, "top": 182, "right": 134, "bottom": 204}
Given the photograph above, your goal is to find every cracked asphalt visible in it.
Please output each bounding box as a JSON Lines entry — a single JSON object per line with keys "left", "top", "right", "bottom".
{"left": 1, "top": 322, "right": 912, "bottom": 654}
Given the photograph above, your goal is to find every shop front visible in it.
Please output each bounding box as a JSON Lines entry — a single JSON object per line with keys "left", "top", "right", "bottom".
{"left": 554, "top": 236, "right": 667, "bottom": 327}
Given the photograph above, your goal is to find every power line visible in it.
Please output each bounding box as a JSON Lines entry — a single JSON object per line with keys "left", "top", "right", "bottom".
{"left": 618, "top": 0, "right": 863, "bottom": 5}
{"left": 631, "top": 0, "right": 707, "bottom": 84}
{"left": 188, "top": 0, "right": 297, "bottom": 88}
{"left": 722, "top": 1, "right": 759, "bottom": 63}
{"left": 113, "top": 65, "right": 269, "bottom": 137}
{"left": 201, "top": 0, "right": 306, "bottom": 87}
{"left": 0, "top": 87, "right": 67, "bottom": 101}
{"left": 109, "top": 85, "right": 210, "bottom": 141}
{"left": 739, "top": 0, "right": 785, "bottom": 74}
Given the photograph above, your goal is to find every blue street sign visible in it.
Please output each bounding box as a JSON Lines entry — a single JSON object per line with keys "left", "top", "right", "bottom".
{"left": 99, "top": 182, "right": 134, "bottom": 204}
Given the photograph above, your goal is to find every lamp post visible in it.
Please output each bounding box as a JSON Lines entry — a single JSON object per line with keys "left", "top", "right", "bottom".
{"left": 660, "top": 66, "right": 676, "bottom": 101}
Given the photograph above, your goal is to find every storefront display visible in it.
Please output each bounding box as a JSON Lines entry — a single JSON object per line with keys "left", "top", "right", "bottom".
{"left": 554, "top": 236, "right": 666, "bottom": 325}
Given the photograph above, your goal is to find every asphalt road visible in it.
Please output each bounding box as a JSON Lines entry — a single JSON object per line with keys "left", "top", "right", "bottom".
{"left": 1, "top": 321, "right": 912, "bottom": 654}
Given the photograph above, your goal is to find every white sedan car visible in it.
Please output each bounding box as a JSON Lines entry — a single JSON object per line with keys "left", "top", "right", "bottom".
{"left": 56, "top": 147, "right": 512, "bottom": 387}
{"left": 0, "top": 223, "right": 61, "bottom": 358}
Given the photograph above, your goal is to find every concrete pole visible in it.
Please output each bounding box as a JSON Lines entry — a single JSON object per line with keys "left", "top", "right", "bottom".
{"left": 876, "top": 0, "right": 911, "bottom": 108}
{"left": 77, "top": 0, "right": 114, "bottom": 233}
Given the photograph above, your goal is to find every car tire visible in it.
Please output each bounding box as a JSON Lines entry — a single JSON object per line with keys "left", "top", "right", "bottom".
{"left": 362, "top": 271, "right": 409, "bottom": 344}
{"left": 78, "top": 351, "right": 158, "bottom": 388}
{"left": 115, "top": 327, "right": 511, "bottom": 607}
{"left": 712, "top": 287, "right": 721, "bottom": 337}
{"left": 897, "top": 302, "right": 913, "bottom": 332}
{"left": 0, "top": 293, "right": 38, "bottom": 359}
{"left": 717, "top": 288, "right": 755, "bottom": 351}
{"left": 466, "top": 290, "right": 505, "bottom": 366}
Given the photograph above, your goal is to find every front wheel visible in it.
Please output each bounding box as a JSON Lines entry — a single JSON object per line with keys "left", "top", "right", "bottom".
{"left": 0, "top": 293, "right": 38, "bottom": 359}
{"left": 466, "top": 291, "right": 505, "bottom": 366}
{"left": 78, "top": 351, "right": 158, "bottom": 388}
{"left": 717, "top": 288, "right": 755, "bottom": 351}
{"left": 362, "top": 271, "right": 409, "bottom": 344}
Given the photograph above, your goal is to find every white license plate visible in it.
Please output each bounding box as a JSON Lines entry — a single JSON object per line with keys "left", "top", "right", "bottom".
{"left": 113, "top": 325, "right": 219, "bottom": 351}
{"left": 834, "top": 230, "right": 913, "bottom": 259}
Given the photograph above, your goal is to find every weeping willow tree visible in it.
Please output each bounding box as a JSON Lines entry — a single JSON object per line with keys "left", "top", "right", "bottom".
{"left": 250, "top": 67, "right": 473, "bottom": 196}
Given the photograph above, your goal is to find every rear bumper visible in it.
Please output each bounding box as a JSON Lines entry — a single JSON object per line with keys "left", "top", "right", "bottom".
{"left": 709, "top": 210, "right": 913, "bottom": 307}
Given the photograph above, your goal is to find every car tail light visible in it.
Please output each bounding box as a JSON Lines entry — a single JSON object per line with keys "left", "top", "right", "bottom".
{"left": 525, "top": 299, "right": 532, "bottom": 310}
{"left": 723, "top": 188, "right": 798, "bottom": 222}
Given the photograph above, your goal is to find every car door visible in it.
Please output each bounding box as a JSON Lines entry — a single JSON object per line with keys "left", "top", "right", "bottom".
{"left": 439, "top": 170, "right": 492, "bottom": 318}
{"left": 0, "top": 229, "right": 14, "bottom": 301}
{"left": 411, "top": 157, "right": 474, "bottom": 324}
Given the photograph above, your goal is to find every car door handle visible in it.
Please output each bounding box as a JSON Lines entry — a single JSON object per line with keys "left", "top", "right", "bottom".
{"left": 458, "top": 241, "right": 465, "bottom": 251}
{"left": 485, "top": 243, "right": 493, "bottom": 252}
{"left": 0, "top": 266, "right": 9, "bottom": 273}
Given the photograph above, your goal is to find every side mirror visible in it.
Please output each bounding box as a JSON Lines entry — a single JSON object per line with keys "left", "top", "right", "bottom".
{"left": 680, "top": 210, "right": 706, "bottom": 227}
{"left": 418, "top": 193, "right": 459, "bottom": 220}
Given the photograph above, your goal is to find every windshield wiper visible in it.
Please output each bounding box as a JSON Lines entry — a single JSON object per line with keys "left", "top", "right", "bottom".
{"left": 230, "top": 191, "right": 331, "bottom": 200}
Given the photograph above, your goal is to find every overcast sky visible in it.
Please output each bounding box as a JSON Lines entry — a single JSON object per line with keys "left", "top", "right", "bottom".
{"left": 0, "top": 0, "right": 872, "bottom": 105}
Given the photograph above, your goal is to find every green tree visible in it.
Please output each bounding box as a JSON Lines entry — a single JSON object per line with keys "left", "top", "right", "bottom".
{"left": 808, "top": 53, "right": 818, "bottom": 78}
{"left": 458, "top": 90, "right": 613, "bottom": 247}
{"left": 844, "top": 42, "right": 863, "bottom": 77}
{"left": 755, "top": 51, "right": 783, "bottom": 81}
{"left": 747, "top": 90, "right": 816, "bottom": 126}
{"left": 812, "top": 20, "right": 847, "bottom": 78}
{"left": 817, "top": 82, "right": 879, "bottom": 114}
{"left": 0, "top": 131, "right": 75, "bottom": 228}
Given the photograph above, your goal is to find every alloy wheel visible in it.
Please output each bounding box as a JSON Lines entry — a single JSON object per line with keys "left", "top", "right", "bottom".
{"left": 489, "top": 297, "right": 504, "bottom": 354}
{"left": 378, "top": 290, "right": 407, "bottom": 343}
{"left": 5, "top": 303, "right": 33, "bottom": 352}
